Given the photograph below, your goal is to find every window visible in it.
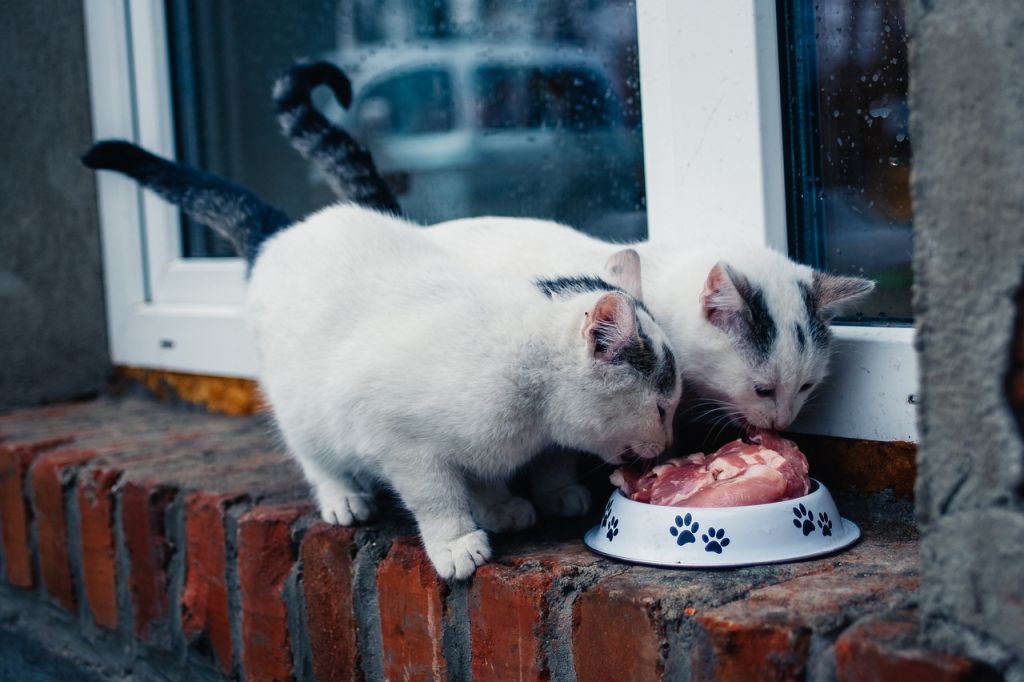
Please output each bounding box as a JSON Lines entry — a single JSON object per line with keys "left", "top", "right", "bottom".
{"left": 778, "top": 0, "right": 912, "bottom": 322}
{"left": 84, "top": 0, "right": 917, "bottom": 441}
{"left": 163, "top": 1, "right": 646, "bottom": 254}
{"left": 477, "top": 65, "right": 617, "bottom": 131}
{"left": 354, "top": 70, "right": 456, "bottom": 135}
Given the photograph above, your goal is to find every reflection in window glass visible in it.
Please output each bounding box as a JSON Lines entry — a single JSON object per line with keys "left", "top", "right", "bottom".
{"left": 779, "top": 0, "right": 912, "bottom": 321}
{"left": 167, "top": 1, "right": 646, "bottom": 257}
{"left": 356, "top": 70, "right": 455, "bottom": 135}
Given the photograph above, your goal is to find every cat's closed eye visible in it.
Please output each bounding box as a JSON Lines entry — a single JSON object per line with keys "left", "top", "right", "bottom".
{"left": 754, "top": 386, "right": 775, "bottom": 398}
{"left": 799, "top": 382, "right": 814, "bottom": 392}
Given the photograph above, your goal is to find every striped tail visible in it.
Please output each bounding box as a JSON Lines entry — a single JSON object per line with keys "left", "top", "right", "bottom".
{"left": 82, "top": 140, "right": 291, "bottom": 264}
{"left": 273, "top": 61, "right": 402, "bottom": 215}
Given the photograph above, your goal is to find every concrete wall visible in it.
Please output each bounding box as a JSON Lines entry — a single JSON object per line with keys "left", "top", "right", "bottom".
{"left": 0, "top": 0, "right": 110, "bottom": 410}
{"left": 909, "top": 1, "right": 1024, "bottom": 678}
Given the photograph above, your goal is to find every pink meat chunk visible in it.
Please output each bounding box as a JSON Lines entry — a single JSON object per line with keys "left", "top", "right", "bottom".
{"left": 611, "top": 431, "right": 810, "bottom": 507}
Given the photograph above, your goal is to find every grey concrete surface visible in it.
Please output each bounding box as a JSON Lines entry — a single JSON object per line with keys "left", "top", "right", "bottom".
{"left": 0, "top": 0, "right": 110, "bottom": 411}
{"left": 909, "top": 0, "right": 1024, "bottom": 678}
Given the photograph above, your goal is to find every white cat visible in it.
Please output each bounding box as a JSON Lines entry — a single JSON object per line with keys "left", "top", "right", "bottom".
{"left": 274, "top": 61, "right": 876, "bottom": 435}
{"left": 84, "top": 136, "right": 870, "bottom": 554}
{"left": 425, "top": 218, "right": 872, "bottom": 432}
{"left": 245, "top": 205, "right": 680, "bottom": 579}
{"left": 84, "top": 143, "right": 681, "bottom": 578}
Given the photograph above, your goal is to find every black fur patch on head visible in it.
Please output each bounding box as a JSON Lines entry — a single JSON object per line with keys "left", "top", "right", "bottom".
{"left": 617, "top": 325, "right": 658, "bottom": 378}
{"left": 795, "top": 323, "right": 807, "bottom": 352}
{"left": 655, "top": 344, "right": 677, "bottom": 396}
{"left": 731, "top": 276, "right": 777, "bottom": 362}
{"left": 536, "top": 274, "right": 655, "bottom": 319}
{"left": 800, "top": 282, "right": 831, "bottom": 348}
{"left": 535, "top": 275, "right": 618, "bottom": 299}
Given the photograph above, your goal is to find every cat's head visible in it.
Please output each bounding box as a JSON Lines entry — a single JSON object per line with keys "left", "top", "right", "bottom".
{"left": 549, "top": 251, "right": 682, "bottom": 464}
{"left": 693, "top": 254, "right": 874, "bottom": 430}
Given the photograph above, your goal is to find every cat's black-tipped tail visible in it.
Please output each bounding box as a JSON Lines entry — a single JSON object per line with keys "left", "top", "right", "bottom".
{"left": 82, "top": 140, "right": 291, "bottom": 264}
{"left": 273, "top": 61, "right": 402, "bottom": 215}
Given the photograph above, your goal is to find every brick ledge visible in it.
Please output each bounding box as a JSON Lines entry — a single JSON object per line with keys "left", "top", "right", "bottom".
{"left": 0, "top": 397, "right": 989, "bottom": 680}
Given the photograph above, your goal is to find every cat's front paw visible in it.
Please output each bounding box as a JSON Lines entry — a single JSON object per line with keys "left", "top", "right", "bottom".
{"left": 426, "top": 529, "right": 492, "bottom": 581}
{"left": 476, "top": 496, "right": 537, "bottom": 533}
{"left": 536, "top": 484, "right": 592, "bottom": 517}
{"left": 318, "top": 493, "right": 375, "bottom": 526}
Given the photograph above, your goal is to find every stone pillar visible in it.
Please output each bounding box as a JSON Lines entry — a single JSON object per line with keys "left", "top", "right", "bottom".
{"left": 0, "top": 0, "right": 110, "bottom": 409}
{"left": 909, "top": 1, "right": 1024, "bottom": 678}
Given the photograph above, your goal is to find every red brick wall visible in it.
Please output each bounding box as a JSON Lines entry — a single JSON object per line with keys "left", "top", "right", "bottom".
{"left": 0, "top": 398, "right": 995, "bottom": 680}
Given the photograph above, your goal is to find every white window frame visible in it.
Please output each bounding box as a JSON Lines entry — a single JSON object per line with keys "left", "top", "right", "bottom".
{"left": 84, "top": 0, "right": 254, "bottom": 378}
{"left": 83, "top": 0, "right": 918, "bottom": 442}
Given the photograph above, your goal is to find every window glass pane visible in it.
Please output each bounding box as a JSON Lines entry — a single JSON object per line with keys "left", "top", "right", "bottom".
{"left": 779, "top": 0, "right": 912, "bottom": 322}
{"left": 355, "top": 69, "right": 455, "bottom": 135}
{"left": 167, "top": 1, "right": 647, "bottom": 257}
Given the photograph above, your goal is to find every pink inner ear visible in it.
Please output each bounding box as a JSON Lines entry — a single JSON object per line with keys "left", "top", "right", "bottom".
{"left": 701, "top": 262, "right": 740, "bottom": 324}
{"left": 585, "top": 293, "right": 637, "bottom": 360}
{"left": 701, "top": 262, "right": 749, "bottom": 332}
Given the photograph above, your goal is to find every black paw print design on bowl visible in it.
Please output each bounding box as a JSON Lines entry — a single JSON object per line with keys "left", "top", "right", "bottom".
{"left": 817, "top": 512, "right": 833, "bottom": 537}
{"left": 701, "top": 527, "right": 730, "bottom": 554}
{"left": 669, "top": 513, "right": 700, "bottom": 546}
{"left": 600, "top": 499, "right": 613, "bottom": 528}
{"left": 792, "top": 503, "right": 815, "bottom": 536}
{"left": 605, "top": 516, "right": 620, "bottom": 542}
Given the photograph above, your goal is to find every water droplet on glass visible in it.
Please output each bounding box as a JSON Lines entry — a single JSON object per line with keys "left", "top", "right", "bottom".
{"left": 896, "top": 132, "right": 906, "bottom": 142}
{"left": 872, "top": 72, "right": 880, "bottom": 82}
{"left": 869, "top": 105, "right": 891, "bottom": 119}
{"left": 833, "top": 110, "right": 839, "bottom": 118}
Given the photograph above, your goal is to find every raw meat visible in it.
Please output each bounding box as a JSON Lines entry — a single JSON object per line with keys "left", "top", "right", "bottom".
{"left": 609, "top": 430, "right": 810, "bottom": 507}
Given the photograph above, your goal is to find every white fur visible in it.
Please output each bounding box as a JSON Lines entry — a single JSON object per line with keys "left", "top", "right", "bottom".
{"left": 247, "top": 205, "right": 681, "bottom": 579}
{"left": 424, "top": 217, "right": 872, "bottom": 431}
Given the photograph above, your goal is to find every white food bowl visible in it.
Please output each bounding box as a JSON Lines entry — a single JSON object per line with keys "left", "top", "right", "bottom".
{"left": 583, "top": 479, "right": 860, "bottom": 568}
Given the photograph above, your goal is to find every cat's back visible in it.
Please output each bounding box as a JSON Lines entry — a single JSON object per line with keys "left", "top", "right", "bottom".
{"left": 255, "top": 204, "right": 433, "bottom": 277}
{"left": 249, "top": 204, "right": 450, "bottom": 314}
{"left": 247, "top": 203, "right": 521, "bottom": 368}
{"left": 428, "top": 216, "right": 620, "bottom": 277}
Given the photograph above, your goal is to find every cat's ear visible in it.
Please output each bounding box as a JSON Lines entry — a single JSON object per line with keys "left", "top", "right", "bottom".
{"left": 700, "top": 262, "right": 751, "bottom": 334}
{"left": 582, "top": 292, "right": 638, "bottom": 362}
{"left": 604, "top": 249, "right": 643, "bottom": 301}
{"left": 812, "top": 272, "right": 875, "bottom": 320}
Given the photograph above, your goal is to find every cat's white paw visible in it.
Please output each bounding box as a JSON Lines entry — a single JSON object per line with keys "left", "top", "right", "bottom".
{"left": 319, "top": 493, "right": 375, "bottom": 526}
{"left": 426, "top": 529, "right": 492, "bottom": 580}
{"left": 476, "top": 496, "right": 537, "bottom": 533}
{"left": 537, "top": 484, "right": 592, "bottom": 517}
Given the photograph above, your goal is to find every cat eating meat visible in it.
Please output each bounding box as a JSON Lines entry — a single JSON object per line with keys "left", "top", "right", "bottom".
{"left": 84, "top": 143, "right": 681, "bottom": 579}
{"left": 274, "top": 60, "right": 875, "bottom": 436}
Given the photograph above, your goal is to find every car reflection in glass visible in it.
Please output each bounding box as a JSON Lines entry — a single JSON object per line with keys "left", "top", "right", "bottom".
{"left": 316, "top": 42, "right": 647, "bottom": 242}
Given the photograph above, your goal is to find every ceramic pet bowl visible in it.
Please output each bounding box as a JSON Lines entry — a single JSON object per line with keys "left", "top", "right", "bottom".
{"left": 583, "top": 479, "right": 859, "bottom": 568}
